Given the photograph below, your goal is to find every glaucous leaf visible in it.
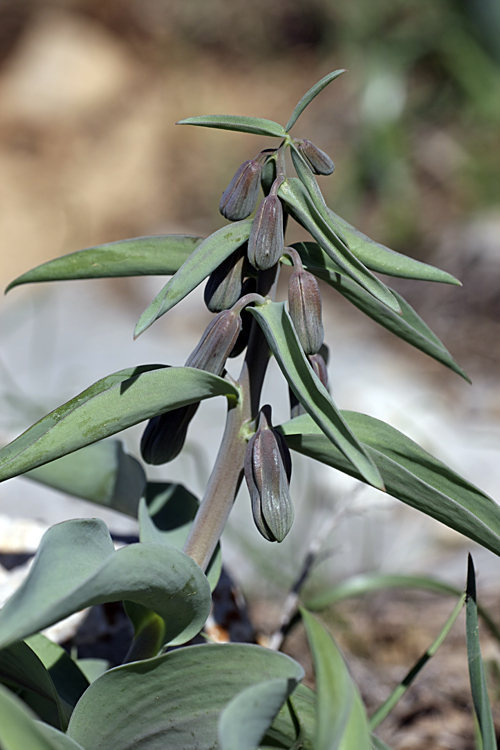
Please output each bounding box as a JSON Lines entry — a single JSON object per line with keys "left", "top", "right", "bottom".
{"left": 177, "top": 115, "right": 286, "bottom": 138}
{"left": 285, "top": 69, "right": 346, "bottom": 132}
{"left": 291, "top": 242, "right": 468, "bottom": 380}
{"left": 250, "top": 301, "right": 384, "bottom": 489}
{"left": 466, "top": 555, "right": 497, "bottom": 750}
{"left": 135, "top": 220, "right": 253, "bottom": 337}
{"left": 0, "top": 366, "right": 238, "bottom": 482}
{"left": 5, "top": 235, "right": 202, "bottom": 292}
{"left": 0, "top": 518, "right": 211, "bottom": 650}
{"left": 280, "top": 413, "right": 500, "bottom": 557}
{"left": 278, "top": 179, "right": 401, "bottom": 313}
{"left": 219, "top": 678, "right": 302, "bottom": 750}
{"left": 0, "top": 684, "right": 84, "bottom": 750}
{"left": 24, "top": 440, "right": 146, "bottom": 516}
{"left": 263, "top": 683, "right": 316, "bottom": 749}
{"left": 67, "top": 644, "right": 303, "bottom": 750}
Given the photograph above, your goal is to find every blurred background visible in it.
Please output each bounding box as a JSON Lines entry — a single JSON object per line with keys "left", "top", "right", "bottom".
{"left": 0, "top": 1, "right": 500, "bottom": 745}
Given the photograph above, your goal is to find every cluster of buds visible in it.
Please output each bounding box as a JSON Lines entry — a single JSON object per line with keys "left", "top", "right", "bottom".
{"left": 244, "top": 405, "right": 293, "bottom": 543}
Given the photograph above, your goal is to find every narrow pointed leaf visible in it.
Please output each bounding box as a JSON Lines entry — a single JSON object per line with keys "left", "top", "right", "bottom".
{"left": 67, "top": 644, "right": 303, "bottom": 750}
{"left": 0, "top": 518, "right": 211, "bottom": 650}
{"left": 279, "top": 179, "right": 401, "bottom": 313}
{"left": 219, "top": 678, "right": 302, "bottom": 750}
{"left": 339, "top": 691, "right": 373, "bottom": 750}
{"left": 0, "top": 366, "right": 238, "bottom": 482}
{"left": 466, "top": 555, "right": 497, "bottom": 750}
{"left": 286, "top": 70, "right": 346, "bottom": 131}
{"left": 264, "top": 683, "right": 316, "bottom": 749}
{"left": 250, "top": 301, "right": 384, "bottom": 489}
{"left": 135, "top": 220, "right": 253, "bottom": 337}
{"left": 371, "top": 735, "right": 394, "bottom": 750}
{"left": 24, "top": 440, "right": 146, "bottom": 515}
{"left": 5, "top": 235, "right": 203, "bottom": 292}
{"left": 0, "top": 684, "right": 85, "bottom": 750}
{"left": 280, "top": 412, "right": 500, "bottom": 557}
{"left": 291, "top": 242, "right": 468, "bottom": 380}
{"left": 177, "top": 115, "right": 286, "bottom": 138}
{"left": 329, "top": 212, "right": 460, "bottom": 284}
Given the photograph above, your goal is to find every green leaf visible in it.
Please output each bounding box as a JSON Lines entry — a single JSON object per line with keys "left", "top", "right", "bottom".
{"left": 301, "top": 609, "right": 353, "bottom": 750}
{"left": 24, "top": 440, "right": 146, "bottom": 515}
{"left": 0, "top": 641, "right": 69, "bottom": 730}
{"left": 291, "top": 241, "right": 469, "bottom": 381}
{"left": 278, "top": 178, "right": 401, "bottom": 313}
{"left": 466, "top": 555, "right": 497, "bottom": 750}
{"left": 250, "top": 301, "right": 384, "bottom": 489}
{"left": 219, "top": 678, "right": 301, "bottom": 750}
{"left": 135, "top": 220, "right": 253, "bottom": 337}
{"left": 0, "top": 518, "right": 211, "bottom": 650}
{"left": 371, "top": 736, "right": 394, "bottom": 750}
{"left": 0, "top": 365, "right": 239, "bottom": 482}
{"left": 280, "top": 412, "right": 500, "bottom": 557}
{"left": 264, "top": 683, "right": 316, "bottom": 749}
{"left": 285, "top": 70, "right": 346, "bottom": 132}
{"left": 5, "top": 235, "right": 202, "bottom": 292}
{"left": 0, "top": 684, "right": 84, "bottom": 750}
{"left": 177, "top": 115, "right": 286, "bottom": 138}
{"left": 67, "top": 644, "right": 303, "bottom": 750}
{"left": 339, "top": 691, "right": 373, "bottom": 750}
{"left": 328, "top": 212, "right": 460, "bottom": 285}
{"left": 75, "top": 659, "right": 109, "bottom": 685}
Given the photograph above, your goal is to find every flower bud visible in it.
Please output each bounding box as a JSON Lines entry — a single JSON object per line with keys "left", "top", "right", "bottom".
{"left": 288, "top": 267, "right": 324, "bottom": 354}
{"left": 186, "top": 309, "right": 242, "bottom": 376}
{"left": 141, "top": 403, "right": 199, "bottom": 465}
{"left": 247, "top": 195, "right": 284, "bottom": 271}
{"left": 296, "top": 139, "right": 335, "bottom": 175}
{"left": 204, "top": 246, "right": 246, "bottom": 313}
{"left": 244, "top": 405, "right": 293, "bottom": 543}
{"left": 220, "top": 160, "right": 262, "bottom": 221}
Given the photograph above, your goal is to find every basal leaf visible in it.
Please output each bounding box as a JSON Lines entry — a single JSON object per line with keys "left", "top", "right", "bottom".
{"left": 67, "top": 644, "right": 303, "bottom": 750}
{"left": 219, "top": 678, "right": 302, "bottom": 750}
{"left": 177, "top": 115, "right": 286, "bottom": 138}
{"left": 0, "top": 518, "right": 211, "bottom": 650}
{"left": 329, "top": 212, "right": 460, "bottom": 285}
{"left": 291, "top": 241, "right": 469, "bottom": 381}
{"left": 280, "top": 412, "right": 500, "bottom": 557}
{"left": 285, "top": 70, "right": 346, "bottom": 132}
{"left": 5, "top": 235, "right": 202, "bottom": 292}
{"left": 0, "top": 684, "right": 84, "bottom": 750}
{"left": 264, "top": 683, "right": 316, "bottom": 749}
{"left": 135, "top": 220, "right": 253, "bottom": 337}
{"left": 278, "top": 178, "right": 401, "bottom": 313}
{"left": 466, "top": 555, "right": 497, "bottom": 750}
{"left": 250, "top": 301, "right": 384, "bottom": 489}
{"left": 0, "top": 366, "right": 238, "bottom": 482}
{"left": 24, "top": 440, "right": 146, "bottom": 515}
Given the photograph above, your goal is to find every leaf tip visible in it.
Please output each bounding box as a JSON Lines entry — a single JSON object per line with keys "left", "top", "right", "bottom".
{"left": 466, "top": 553, "right": 476, "bottom": 603}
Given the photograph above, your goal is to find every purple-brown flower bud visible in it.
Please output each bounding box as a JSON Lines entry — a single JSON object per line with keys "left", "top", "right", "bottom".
{"left": 186, "top": 309, "right": 242, "bottom": 376}
{"left": 204, "top": 246, "right": 247, "bottom": 313}
{"left": 296, "top": 139, "right": 335, "bottom": 175}
{"left": 288, "top": 267, "right": 324, "bottom": 355}
{"left": 220, "top": 160, "right": 262, "bottom": 221}
{"left": 141, "top": 403, "right": 199, "bottom": 465}
{"left": 247, "top": 195, "right": 284, "bottom": 271}
{"left": 244, "top": 405, "right": 293, "bottom": 543}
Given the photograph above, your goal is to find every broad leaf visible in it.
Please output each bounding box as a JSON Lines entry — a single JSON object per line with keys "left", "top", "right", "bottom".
{"left": 24, "top": 440, "right": 146, "bottom": 515}
{"left": 264, "top": 683, "right": 316, "bottom": 749}
{"left": 177, "top": 115, "right": 286, "bottom": 138}
{"left": 135, "top": 220, "right": 253, "bottom": 336}
{"left": 285, "top": 69, "right": 346, "bottom": 132}
{"left": 329, "top": 212, "right": 460, "bottom": 284}
{"left": 279, "top": 178, "right": 401, "bottom": 313}
{"left": 0, "top": 684, "right": 84, "bottom": 750}
{"left": 219, "top": 678, "right": 300, "bottom": 750}
{"left": 0, "top": 366, "right": 239, "bottom": 482}
{"left": 250, "top": 301, "right": 384, "bottom": 489}
{"left": 291, "top": 241, "right": 468, "bottom": 380}
{"left": 0, "top": 518, "right": 211, "bottom": 650}
{"left": 25, "top": 635, "right": 90, "bottom": 714}
{"left": 5, "top": 235, "right": 202, "bottom": 291}
{"left": 466, "top": 555, "right": 497, "bottom": 750}
{"left": 280, "top": 412, "right": 500, "bottom": 557}
{"left": 67, "top": 644, "right": 303, "bottom": 750}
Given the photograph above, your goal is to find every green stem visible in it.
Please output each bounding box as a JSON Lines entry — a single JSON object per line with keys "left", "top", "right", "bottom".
{"left": 369, "top": 593, "right": 466, "bottom": 730}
